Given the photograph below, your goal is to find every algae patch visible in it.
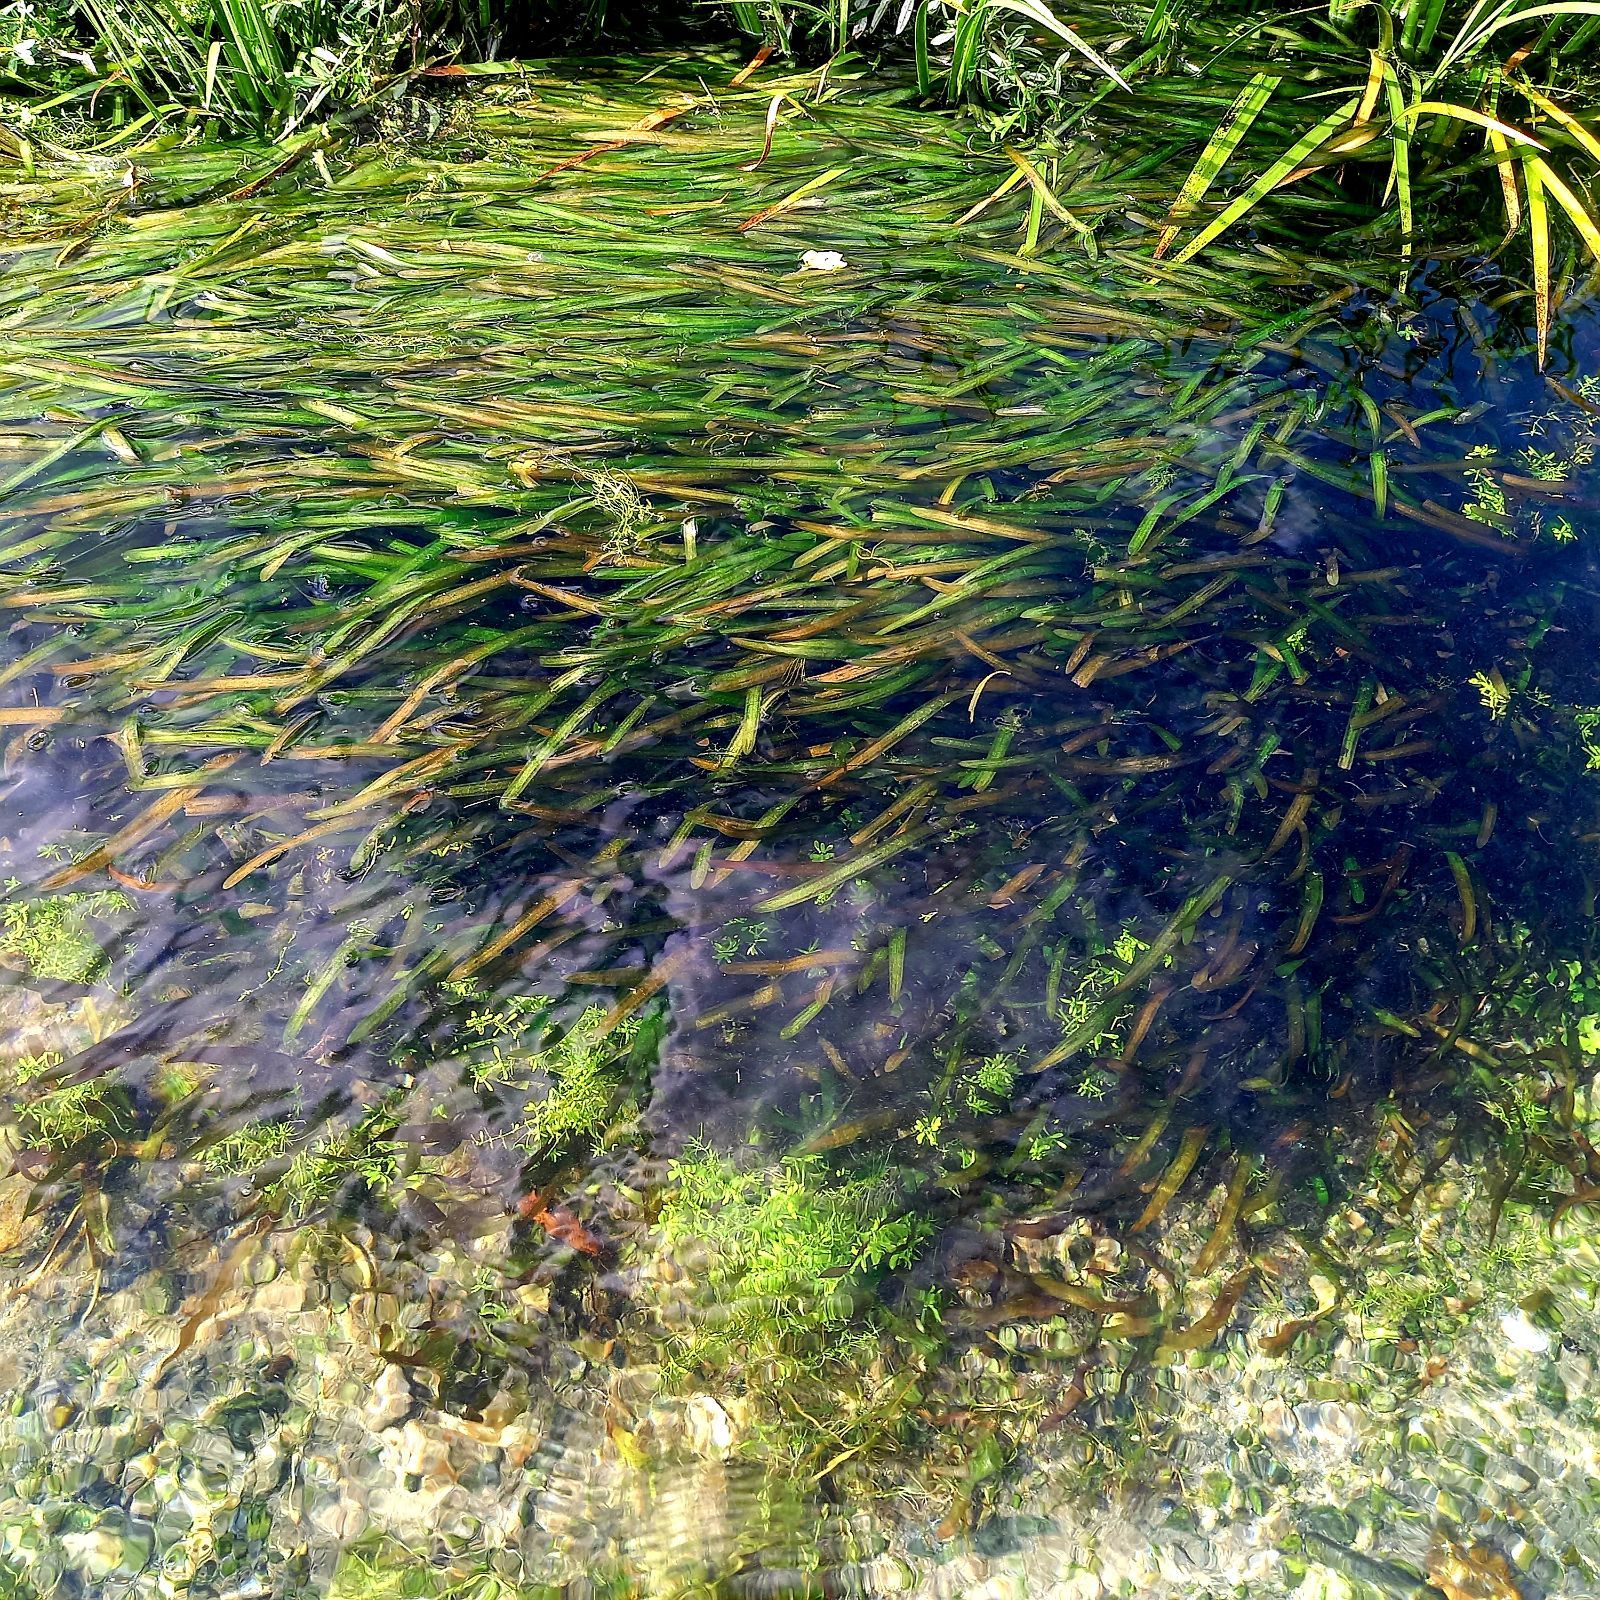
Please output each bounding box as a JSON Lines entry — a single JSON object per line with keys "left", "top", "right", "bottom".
{"left": 0, "top": 892, "right": 127, "bottom": 984}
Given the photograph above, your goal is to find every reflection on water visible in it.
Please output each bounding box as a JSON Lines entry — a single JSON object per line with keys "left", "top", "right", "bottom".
{"left": 0, "top": 52, "right": 1599, "bottom": 1600}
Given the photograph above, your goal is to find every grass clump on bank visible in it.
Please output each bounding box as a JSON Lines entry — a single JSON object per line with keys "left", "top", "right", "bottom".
{"left": 0, "top": 0, "right": 728, "bottom": 137}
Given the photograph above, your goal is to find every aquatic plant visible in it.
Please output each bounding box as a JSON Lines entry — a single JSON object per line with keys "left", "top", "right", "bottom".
{"left": 644, "top": 1145, "right": 938, "bottom": 1476}
{"left": 12, "top": 1046, "right": 113, "bottom": 1144}
{"left": 0, "top": 59, "right": 1598, "bottom": 1598}
{"left": 0, "top": 70, "right": 1598, "bottom": 1527}
{"left": 1152, "top": 2, "right": 1600, "bottom": 362}
{"left": 0, "top": 62, "right": 1595, "bottom": 1224}
{"left": 654, "top": 1147, "right": 928, "bottom": 1352}
{"left": 0, "top": 890, "right": 125, "bottom": 984}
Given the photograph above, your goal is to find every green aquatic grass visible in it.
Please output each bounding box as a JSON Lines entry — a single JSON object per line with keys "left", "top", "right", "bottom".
{"left": 0, "top": 62, "right": 1597, "bottom": 1399}
{"left": 0, "top": 65, "right": 1592, "bottom": 1114}
{"left": 3, "top": 43, "right": 1600, "bottom": 1600}
{"left": 0, "top": 890, "right": 125, "bottom": 983}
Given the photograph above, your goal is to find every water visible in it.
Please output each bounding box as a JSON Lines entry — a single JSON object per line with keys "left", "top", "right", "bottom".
{"left": 0, "top": 52, "right": 1599, "bottom": 1600}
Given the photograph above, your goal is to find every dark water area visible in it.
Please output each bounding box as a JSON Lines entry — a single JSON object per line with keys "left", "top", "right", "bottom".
{"left": 0, "top": 54, "right": 1599, "bottom": 1600}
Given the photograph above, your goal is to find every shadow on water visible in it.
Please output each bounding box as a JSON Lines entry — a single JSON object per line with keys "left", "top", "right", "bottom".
{"left": 0, "top": 51, "right": 1599, "bottom": 1600}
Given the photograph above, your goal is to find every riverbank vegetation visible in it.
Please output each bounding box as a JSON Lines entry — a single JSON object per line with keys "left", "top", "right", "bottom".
{"left": 4, "top": 3, "right": 1600, "bottom": 283}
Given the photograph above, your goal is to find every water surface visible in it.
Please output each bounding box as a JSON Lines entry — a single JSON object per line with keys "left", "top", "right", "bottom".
{"left": 0, "top": 52, "right": 1598, "bottom": 1600}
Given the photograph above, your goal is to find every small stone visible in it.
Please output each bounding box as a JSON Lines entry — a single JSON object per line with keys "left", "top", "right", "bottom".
{"left": 1427, "top": 1534, "right": 1524, "bottom": 1599}
{"left": 245, "top": 1252, "right": 279, "bottom": 1286}
{"left": 367, "top": 1364, "right": 414, "bottom": 1431}
{"left": 684, "top": 1394, "right": 735, "bottom": 1460}
{"left": 1499, "top": 1310, "right": 1550, "bottom": 1355}
{"left": 60, "top": 1527, "right": 124, "bottom": 1582}
{"left": 398, "top": 1420, "right": 452, "bottom": 1481}
{"left": 799, "top": 250, "right": 848, "bottom": 273}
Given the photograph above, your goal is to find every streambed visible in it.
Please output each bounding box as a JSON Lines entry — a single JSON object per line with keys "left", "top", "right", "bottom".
{"left": 0, "top": 50, "right": 1598, "bottom": 1600}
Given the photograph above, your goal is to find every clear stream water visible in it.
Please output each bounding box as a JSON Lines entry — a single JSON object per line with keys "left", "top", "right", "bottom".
{"left": 0, "top": 52, "right": 1599, "bottom": 1600}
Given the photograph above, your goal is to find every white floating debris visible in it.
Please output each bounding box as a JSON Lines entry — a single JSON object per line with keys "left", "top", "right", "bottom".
{"left": 799, "top": 250, "right": 848, "bottom": 273}
{"left": 1499, "top": 1308, "right": 1551, "bottom": 1353}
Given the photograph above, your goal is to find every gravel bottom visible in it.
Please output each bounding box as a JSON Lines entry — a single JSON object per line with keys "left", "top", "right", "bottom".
{"left": 0, "top": 1135, "right": 1592, "bottom": 1600}
{"left": 0, "top": 964, "right": 1594, "bottom": 1600}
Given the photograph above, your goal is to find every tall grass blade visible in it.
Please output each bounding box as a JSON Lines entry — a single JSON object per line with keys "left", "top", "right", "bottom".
{"left": 1154, "top": 72, "right": 1281, "bottom": 260}
{"left": 1173, "top": 95, "right": 1362, "bottom": 263}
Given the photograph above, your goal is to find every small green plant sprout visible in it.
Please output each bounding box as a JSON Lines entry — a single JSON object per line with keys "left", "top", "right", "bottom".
{"left": 13, "top": 1048, "right": 114, "bottom": 1147}
{"left": 1468, "top": 668, "right": 1512, "bottom": 721}
{"left": 463, "top": 990, "right": 553, "bottom": 1051}
{"left": 469, "top": 1264, "right": 514, "bottom": 1325}
{"left": 256, "top": 1094, "right": 405, "bottom": 1219}
{"left": 328, "top": 1538, "right": 443, "bottom": 1600}
{"left": 1581, "top": 1012, "right": 1600, "bottom": 1058}
{"left": 712, "top": 917, "right": 771, "bottom": 963}
{"left": 912, "top": 1112, "right": 945, "bottom": 1148}
{"left": 1521, "top": 446, "right": 1572, "bottom": 483}
{"left": 652, "top": 1147, "right": 931, "bottom": 1366}
{"left": 1051, "top": 928, "right": 1148, "bottom": 1054}
{"left": 203, "top": 1117, "right": 296, "bottom": 1176}
{"left": 1479, "top": 1075, "right": 1550, "bottom": 1136}
{"left": 1075, "top": 1066, "right": 1114, "bottom": 1101}
{"left": 1026, "top": 1126, "right": 1073, "bottom": 1162}
{"left": 512, "top": 1006, "right": 625, "bottom": 1151}
{"left": 1462, "top": 445, "right": 1511, "bottom": 531}
{"left": 1573, "top": 709, "right": 1600, "bottom": 774}
{"left": 964, "top": 1051, "right": 1018, "bottom": 1113}
{"left": 0, "top": 890, "right": 128, "bottom": 983}
{"left": 466, "top": 1000, "right": 658, "bottom": 1156}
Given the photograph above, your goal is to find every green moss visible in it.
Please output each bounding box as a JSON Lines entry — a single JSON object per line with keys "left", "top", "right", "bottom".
{"left": 0, "top": 892, "right": 127, "bottom": 984}
{"left": 513, "top": 1005, "right": 629, "bottom": 1151}
{"left": 653, "top": 1147, "right": 930, "bottom": 1371}
{"left": 457, "top": 991, "right": 655, "bottom": 1154}
{"left": 13, "top": 1047, "right": 114, "bottom": 1147}
{"left": 328, "top": 1537, "right": 569, "bottom": 1600}
{"left": 263, "top": 1111, "right": 401, "bottom": 1218}
{"left": 203, "top": 1118, "right": 295, "bottom": 1176}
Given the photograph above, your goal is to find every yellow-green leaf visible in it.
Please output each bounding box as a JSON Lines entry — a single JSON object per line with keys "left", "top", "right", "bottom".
{"left": 1522, "top": 150, "right": 1551, "bottom": 368}
{"left": 1174, "top": 95, "right": 1362, "bottom": 263}
{"left": 1155, "top": 73, "right": 1281, "bottom": 260}
{"left": 1530, "top": 153, "right": 1600, "bottom": 264}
